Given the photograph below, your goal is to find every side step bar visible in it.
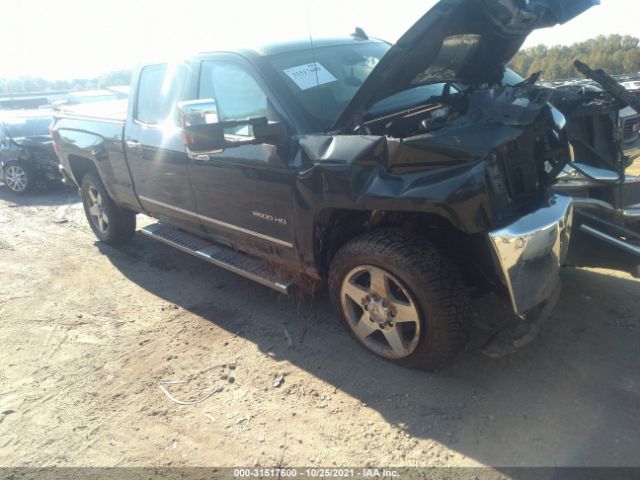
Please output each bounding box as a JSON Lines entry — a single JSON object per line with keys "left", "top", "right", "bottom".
{"left": 573, "top": 198, "right": 640, "bottom": 219}
{"left": 580, "top": 224, "right": 640, "bottom": 256}
{"left": 141, "top": 223, "right": 295, "bottom": 295}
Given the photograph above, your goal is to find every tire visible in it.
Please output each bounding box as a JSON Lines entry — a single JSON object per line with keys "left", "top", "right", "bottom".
{"left": 3, "top": 161, "right": 33, "bottom": 194}
{"left": 80, "top": 171, "right": 136, "bottom": 244}
{"left": 328, "top": 229, "right": 470, "bottom": 371}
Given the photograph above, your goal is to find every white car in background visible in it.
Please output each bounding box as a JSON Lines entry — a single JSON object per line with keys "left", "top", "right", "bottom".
{"left": 621, "top": 80, "right": 640, "bottom": 91}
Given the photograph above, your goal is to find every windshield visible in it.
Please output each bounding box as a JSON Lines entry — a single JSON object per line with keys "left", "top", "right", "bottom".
{"left": 269, "top": 44, "right": 528, "bottom": 132}
{"left": 268, "top": 42, "right": 390, "bottom": 131}
{"left": 2, "top": 116, "right": 52, "bottom": 138}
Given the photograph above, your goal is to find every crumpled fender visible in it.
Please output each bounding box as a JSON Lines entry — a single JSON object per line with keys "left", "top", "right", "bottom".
{"left": 295, "top": 134, "right": 494, "bottom": 235}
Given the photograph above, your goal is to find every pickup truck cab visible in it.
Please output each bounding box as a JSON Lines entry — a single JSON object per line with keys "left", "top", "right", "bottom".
{"left": 52, "top": 0, "right": 605, "bottom": 370}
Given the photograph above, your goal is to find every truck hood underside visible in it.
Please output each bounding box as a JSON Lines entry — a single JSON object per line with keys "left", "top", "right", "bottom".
{"left": 332, "top": 0, "right": 600, "bottom": 131}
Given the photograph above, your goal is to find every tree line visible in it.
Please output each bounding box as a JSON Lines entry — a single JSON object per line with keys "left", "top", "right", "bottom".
{"left": 0, "top": 70, "right": 132, "bottom": 95}
{"left": 509, "top": 34, "right": 640, "bottom": 81}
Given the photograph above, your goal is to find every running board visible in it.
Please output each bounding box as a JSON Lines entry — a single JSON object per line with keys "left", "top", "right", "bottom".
{"left": 140, "top": 223, "right": 295, "bottom": 295}
{"left": 573, "top": 198, "right": 640, "bottom": 220}
{"left": 580, "top": 224, "right": 640, "bottom": 257}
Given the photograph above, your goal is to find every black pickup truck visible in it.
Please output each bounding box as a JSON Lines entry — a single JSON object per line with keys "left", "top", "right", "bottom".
{"left": 53, "top": 0, "right": 631, "bottom": 370}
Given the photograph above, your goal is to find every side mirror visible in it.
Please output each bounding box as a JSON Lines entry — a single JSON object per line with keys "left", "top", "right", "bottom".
{"left": 178, "top": 99, "right": 225, "bottom": 155}
{"left": 178, "top": 99, "right": 285, "bottom": 157}
{"left": 179, "top": 98, "right": 220, "bottom": 128}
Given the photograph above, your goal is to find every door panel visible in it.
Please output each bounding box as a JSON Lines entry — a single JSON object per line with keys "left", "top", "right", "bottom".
{"left": 127, "top": 126, "right": 200, "bottom": 231}
{"left": 188, "top": 58, "right": 296, "bottom": 254}
{"left": 188, "top": 144, "right": 295, "bottom": 248}
{"left": 125, "top": 63, "right": 201, "bottom": 232}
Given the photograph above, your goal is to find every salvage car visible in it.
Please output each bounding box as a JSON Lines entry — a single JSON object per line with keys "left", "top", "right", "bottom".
{"left": 51, "top": 0, "right": 616, "bottom": 370}
{"left": 1, "top": 109, "right": 61, "bottom": 194}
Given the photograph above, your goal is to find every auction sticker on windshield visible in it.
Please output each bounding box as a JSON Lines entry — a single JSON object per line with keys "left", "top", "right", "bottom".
{"left": 284, "top": 62, "right": 337, "bottom": 90}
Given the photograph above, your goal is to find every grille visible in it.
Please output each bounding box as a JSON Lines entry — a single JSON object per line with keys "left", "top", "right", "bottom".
{"left": 500, "top": 137, "right": 541, "bottom": 201}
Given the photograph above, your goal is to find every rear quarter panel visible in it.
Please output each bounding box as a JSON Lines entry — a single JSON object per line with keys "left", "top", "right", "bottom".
{"left": 54, "top": 117, "right": 142, "bottom": 211}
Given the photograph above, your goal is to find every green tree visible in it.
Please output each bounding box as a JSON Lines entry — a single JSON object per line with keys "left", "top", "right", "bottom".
{"left": 0, "top": 70, "right": 133, "bottom": 95}
{"left": 509, "top": 34, "right": 640, "bottom": 80}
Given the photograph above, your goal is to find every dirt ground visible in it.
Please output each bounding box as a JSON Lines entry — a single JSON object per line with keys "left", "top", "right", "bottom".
{"left": 0, "top": 178, "right": 639, "bottom": 469}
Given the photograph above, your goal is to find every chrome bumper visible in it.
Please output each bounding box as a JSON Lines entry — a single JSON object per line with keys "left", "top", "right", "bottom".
{"left": 488, "top": 195, "right": 574, "bottom": 315}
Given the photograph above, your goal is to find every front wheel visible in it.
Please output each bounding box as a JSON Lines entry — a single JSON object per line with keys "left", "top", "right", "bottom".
{"left": 3, "top": 161, "right": 32, "bottom": 194}
{"left": 329, "top": 229, "right": 470, "bottom": 371}
{"left": 81, "top": 171, "right": 136, "bottom": 244}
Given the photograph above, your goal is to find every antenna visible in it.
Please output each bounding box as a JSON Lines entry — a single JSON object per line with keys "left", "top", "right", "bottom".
{"left": 304, "top": 2, "right": 326, "bottom": 126}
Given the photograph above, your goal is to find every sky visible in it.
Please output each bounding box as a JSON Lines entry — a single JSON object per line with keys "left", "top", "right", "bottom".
{"left": 2, "top": 0, "right": 638, "bottom": 80}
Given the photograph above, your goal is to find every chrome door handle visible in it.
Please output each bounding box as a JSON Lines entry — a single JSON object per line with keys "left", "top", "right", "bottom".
{"left": 187, "top": 148, "right": 224, "bottom": 161}
{"left": 188, "top": 152, "right": 213, "bottom": 162}
{"left": 126, "top": 140, "right": 141, "bottom": 150}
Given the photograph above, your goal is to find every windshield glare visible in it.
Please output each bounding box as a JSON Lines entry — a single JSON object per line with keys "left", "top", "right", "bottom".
{"left": 269, "top": 42, "right": 390, "bottom": 131}
{"left": 270, "top": 42, "right": 529, "bottom": 132}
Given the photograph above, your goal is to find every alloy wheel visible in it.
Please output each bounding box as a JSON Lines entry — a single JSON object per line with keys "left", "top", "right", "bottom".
{"left": 87, "top": 186, "right": 110, "bottom": 234}
{"left": 4, "top": 165, "right": 28, "bottom": 193}
{"left": 340, "top": 265, "right": 422, "bottom": 359}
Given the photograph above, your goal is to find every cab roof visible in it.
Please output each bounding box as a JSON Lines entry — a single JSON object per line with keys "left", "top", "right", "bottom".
{"left": 200, "top": 36, "right": 387, "bottom": 58}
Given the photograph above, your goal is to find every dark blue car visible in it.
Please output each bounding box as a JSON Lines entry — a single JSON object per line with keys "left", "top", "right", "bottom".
{"left": 1, "top": 109, "right": 62, "bottom": 194}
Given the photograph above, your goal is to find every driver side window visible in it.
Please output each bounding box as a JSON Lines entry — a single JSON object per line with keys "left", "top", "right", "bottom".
{"left": 199, "top": 61, "right": 268, "bottom": 138}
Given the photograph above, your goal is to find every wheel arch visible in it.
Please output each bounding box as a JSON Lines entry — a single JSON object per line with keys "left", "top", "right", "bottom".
{"left": 314, "top": 207, "right": 505, "bottom": 296}
{"left": 314, "top": 208, "right": 457, "bottom": 273}
{"left": 67, "top": 154, "right": 99, "bottom": 187}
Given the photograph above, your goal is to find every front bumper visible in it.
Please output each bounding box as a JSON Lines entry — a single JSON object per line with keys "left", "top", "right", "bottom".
{"left": 488, "top": 194, "right": 574, "bottom": 315}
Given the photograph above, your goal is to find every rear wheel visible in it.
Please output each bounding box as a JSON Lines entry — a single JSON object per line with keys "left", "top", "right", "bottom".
{"left": 329, "top": 229, "right": 470, "bottom": 371}
{"left": 81, "top": 171, "right": 136, "bottom": 244}
{"left": 3, "top": 161, "right": 32, "bottom": 194}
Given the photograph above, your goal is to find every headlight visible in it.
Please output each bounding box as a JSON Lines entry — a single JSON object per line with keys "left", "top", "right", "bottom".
{"left": 486, "top": 151, "right": 511, "bottom": 206}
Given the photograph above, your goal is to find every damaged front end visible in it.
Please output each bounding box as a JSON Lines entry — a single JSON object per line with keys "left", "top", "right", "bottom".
{"left": 313, "top": 0, "right": 604, "bottom": 320}
{"left": 300, "top": 78, "right": 576, "bottom": 322}
{"left": 361, "top": 81, "right": 576, "bottom": 317}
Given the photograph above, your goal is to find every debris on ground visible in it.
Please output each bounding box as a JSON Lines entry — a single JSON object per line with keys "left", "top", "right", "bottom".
{"left": 273, "top": 374, "right": 285, "bottom": 388}
{"left": 158, "top": 380, "right": 224, "bottom": 406}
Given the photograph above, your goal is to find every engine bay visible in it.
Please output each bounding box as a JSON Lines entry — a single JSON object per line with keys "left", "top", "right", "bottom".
{"left": 361, "top": 82, "right": 572, "bottom": 210}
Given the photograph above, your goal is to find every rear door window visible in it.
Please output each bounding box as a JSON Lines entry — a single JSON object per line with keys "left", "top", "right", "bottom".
{"left": 136, "top": 64, "right": 189, "bottom": 125}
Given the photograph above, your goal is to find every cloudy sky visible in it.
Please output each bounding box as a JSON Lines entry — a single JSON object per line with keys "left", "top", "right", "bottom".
{"left": 2, "top": 0, "right": 637, "bottom": 79}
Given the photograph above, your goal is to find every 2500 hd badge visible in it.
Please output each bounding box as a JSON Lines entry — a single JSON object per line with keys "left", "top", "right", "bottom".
{"left": 253, "top": 210, "right": 288, "bottom": 226}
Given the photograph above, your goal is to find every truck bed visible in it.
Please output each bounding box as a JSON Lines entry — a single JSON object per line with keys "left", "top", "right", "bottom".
{"left": 55, "top": 99, "right": 128, "bottom": 123}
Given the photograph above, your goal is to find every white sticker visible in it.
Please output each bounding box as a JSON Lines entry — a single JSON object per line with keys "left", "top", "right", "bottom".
{"left": 283, "top": 62, "right": 337, "bottom": 91}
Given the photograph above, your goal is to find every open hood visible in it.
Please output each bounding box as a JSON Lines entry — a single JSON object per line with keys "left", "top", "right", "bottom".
{"left": 332, "top": 0, "right": 599, "bottom": 131}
